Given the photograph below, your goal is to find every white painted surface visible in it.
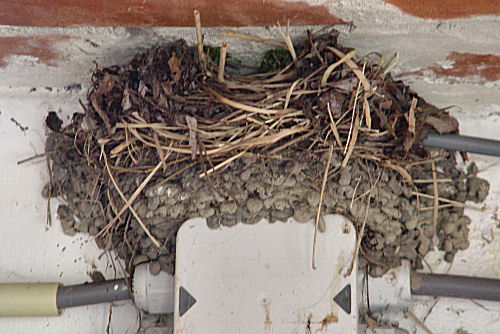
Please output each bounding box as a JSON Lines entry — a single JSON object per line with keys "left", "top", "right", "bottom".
{"left": 0, "top": 88, "right": 138, "bottom": 333}
{"left": 0, "top": 17, "right": 498, "bottom": 90}
{"left": 174, "top": 216, "right": 358, "bottom": 334}
{"left": 133, "top": 263, "right": 175, "bottom": 314}
{"left": 375, "top": 108, "right": 500, "bottom": 333}
{"left": 0, "top": 86, "right": 498, "bottom": 333}
{"left": 0, "top": 11, "right": 497, "bottom": 332}
{"left": 364, "top": 261, "right": 412, "bottom": 313}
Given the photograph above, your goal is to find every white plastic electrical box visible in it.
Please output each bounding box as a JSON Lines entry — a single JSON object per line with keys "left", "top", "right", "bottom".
{"left": 174, "top": 215, "right": 358, "bottom": 333}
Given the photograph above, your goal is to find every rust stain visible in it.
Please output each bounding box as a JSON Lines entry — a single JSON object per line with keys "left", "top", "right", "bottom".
{"left": 383, "top": 0, "right": 500, "bottom": 19}
{"left": 398, "top": 52, "right": 500, "bottom": 84}
{"left": 0, "top": 0, "right": 345, "bottom": 27}
{"left": 336, "top": 250, "right": 345, "bottom": 274}
{"left": 263, "top": 298, "right": 271, "bottom": 326}
{"left": 0, "top": 35, "right": 69, "bottom": 68}
{"left": 342, "top": 221, "right": 351, "bottom": 234}
{"left": 431, "top": 52, "right": 500, "bottom": 82}
{"left": 320, "top": 313, "right": 339, "bottom": 330}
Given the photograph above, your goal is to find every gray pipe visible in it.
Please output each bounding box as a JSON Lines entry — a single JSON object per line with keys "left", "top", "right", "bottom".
{"left": 56, "top": 279, "right": 131, "bottom": 309}
{"left": 423, "top": 133, "right": 500, "bottom": 157}
{"left": 411, "top": 273, "right": 500, "bottom": 302}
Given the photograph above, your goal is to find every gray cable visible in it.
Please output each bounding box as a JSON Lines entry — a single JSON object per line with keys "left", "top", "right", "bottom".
{"left": 56, "top": 279, "right": 131, "bottom": 309}
{"left": 423, "top": 133, "right": 500, "bottom": 157}
{"left": 411, "top": 273, "right": 500, "bottom": 302}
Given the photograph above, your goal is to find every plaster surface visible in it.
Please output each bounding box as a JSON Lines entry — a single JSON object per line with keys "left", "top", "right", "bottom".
{"left": 0, "top": 1, "right": 497, "bottom": 332}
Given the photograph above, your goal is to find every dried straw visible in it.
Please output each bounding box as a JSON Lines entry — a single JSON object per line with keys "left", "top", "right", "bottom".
{"left": 312, "top": 143, "right": 333, "bottom": 269}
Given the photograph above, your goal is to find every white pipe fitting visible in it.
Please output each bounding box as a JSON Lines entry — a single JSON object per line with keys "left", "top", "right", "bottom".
{"left": 133, "top": 262, "right": 174, "bottom": 314}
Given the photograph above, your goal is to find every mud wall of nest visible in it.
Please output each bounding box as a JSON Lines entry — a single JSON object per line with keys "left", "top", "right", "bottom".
{"left": 44, "top": 28, "right": 489, "bottom": 276}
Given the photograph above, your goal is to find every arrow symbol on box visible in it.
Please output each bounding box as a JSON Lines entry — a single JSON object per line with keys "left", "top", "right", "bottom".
{"left": 333, "top": 284, "right": 351, "bottom": 315}
{"left": 179, "top": 286, "right": 197, "bottom": 316}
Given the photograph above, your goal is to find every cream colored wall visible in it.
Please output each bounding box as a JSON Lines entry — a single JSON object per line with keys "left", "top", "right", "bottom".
{"left": 0, "top": 1, "right": 498, "bottom": 333}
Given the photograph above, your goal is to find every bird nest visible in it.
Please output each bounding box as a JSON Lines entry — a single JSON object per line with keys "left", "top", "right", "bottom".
{"left": 44, "top": 26, "right": 488, "bottom": 276}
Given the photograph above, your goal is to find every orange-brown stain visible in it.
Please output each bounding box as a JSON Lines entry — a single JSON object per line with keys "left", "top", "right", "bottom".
{"left": 0, "top": 0, "right": 344, "bottom": 27}
{"left": 398, "top": 52, "right": 500, "bottom": 84}
{"left": 320, "top": 313, "right": 339, "bottom": 330}
{"left": 430, "top": 52, "right": 500, "bottom": 83}
{"left": 383, "top": 0, "right": 500, "bottom": 19}
{"left": 0, "top": 36, "right": 69, "bottom": 67}
{"left": 263, "top": 298, "right": 271, "bottom": 326}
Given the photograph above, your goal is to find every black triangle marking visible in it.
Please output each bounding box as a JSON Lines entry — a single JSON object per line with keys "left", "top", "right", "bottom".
{"left": 179, "top": 286, "right": 197, "bottom": 316}
{"left": 333, "top": 284, "right": 351, "bottom": 315}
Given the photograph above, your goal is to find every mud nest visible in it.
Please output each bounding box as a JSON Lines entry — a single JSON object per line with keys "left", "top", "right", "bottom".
{"left": 44, "top": 29, "right": 489, "bottom": 276}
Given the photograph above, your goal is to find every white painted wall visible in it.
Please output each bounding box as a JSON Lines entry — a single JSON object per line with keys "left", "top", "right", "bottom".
{"left": 1, "top": 86, "right": 499, "bottom": 333}
{"left": 0, "top": 88, "right": 140, "bottom": 333}
{"left": 0, "top": 8, "right": 498, "bottom": 333}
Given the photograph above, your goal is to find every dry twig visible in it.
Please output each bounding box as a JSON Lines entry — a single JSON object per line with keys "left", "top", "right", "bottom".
{"left": 347, "top": 195, "right": 370, "bottom": 275}
{"left": 98, "top": 152, "right": 168, "bottom": 241}
{"left": 218, "top": 42, "right": 227, "bottom": 83}
{"left": 431, "top": 161, "right": 439, "bottom": 233}
{"left": 312, "top": 144, "right": 333, "bottom": 269}
{"left": 412, "top": 191, "right": 485, "bottom": 211}
{"left": 100, "top": 148, "right": 161, "bottom": 247}
{"left": 194, "top": 10, "right": 203, "bottom": 62}
{"left": 276, "top": 21, "right": 297, "bottom": 65}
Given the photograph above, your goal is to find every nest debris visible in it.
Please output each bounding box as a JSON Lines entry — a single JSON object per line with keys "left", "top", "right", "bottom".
{"left": 43, "top": 28, "right": 489, "bottom": 276}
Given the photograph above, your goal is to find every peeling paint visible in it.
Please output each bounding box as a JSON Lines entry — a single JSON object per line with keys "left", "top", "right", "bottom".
{"left": 430, "top": 52, "right": 500, "bottom": 83}
{"left": 0, "top": 35, "right": 69, "bottom": 68}
{"left": 0, "top": 0, "right": 344, "bottom": 27}
{"left": 320, "top": 313, "right": 339, "bottom": 330}
{"left": 383, "top": 0, "right": 500, "bottom": 19}
{"left": 398, "top": 52, "right": 500, "bottom": 85}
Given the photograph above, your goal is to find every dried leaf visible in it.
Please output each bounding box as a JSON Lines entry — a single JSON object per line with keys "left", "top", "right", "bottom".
{"left": 403, "top": 133, "right": 415, "bottom": 153}
{"left": 342, "top": 114, "right": 360, "bottom": 167}
{"left": 121, "top": 87, "right": 132, "bottom": 111}
{"left": 408, "top": 97, "right": 417, "bottom": 136}
{"left": 168, "top": 52, "right": 182, "bottom": 84}
{"left": 318, "top": 91, "right": 346, "bottom": 118}
{"left": 138, "top": 81, "right": 147, "bottom": 97}
{"left": 425, "top": 115, "right": 459, "bottom": 134}
{"left": 379, "top": 99, "right": 392, "bottom": 110}
{"left": 95, "top": 73, "right": 116, "bottom": 96}
{"left": 329, "top": 46, "right": 370, "bottom": 92}
{"left": 90, "top": 93, "right": 112, "bottom": 132}
{"left": 152, "top": 77, "right": 162, "bottom": 100}
{"left": 162, "top": 82, "right": 186, "bottom": 103}
{"left": 332, "top": 77, "right": 359, "bottom": 92}
{"left": 320, "top": 49, "right": 356, "bottom": 87}
{"left": 45, "top": 111, "right": 62, "bottom": 132}
{"left": 403, "top": 97, "right": 417, "bottom": 152}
